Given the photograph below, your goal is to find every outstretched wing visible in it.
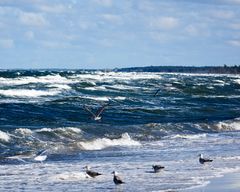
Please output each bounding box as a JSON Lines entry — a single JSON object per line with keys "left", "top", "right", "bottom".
{"left": 96, "top": 103, "right": 109, "bottom": 117}
{"left": 154, "top": 89, "right": 161, "bottom": 97}
{"left": 83, "top": 105, "right": 96, "bottom": 117}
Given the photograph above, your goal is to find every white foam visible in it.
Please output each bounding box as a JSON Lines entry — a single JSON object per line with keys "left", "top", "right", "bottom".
{"left": 14, "top": 128, "right": 33, "bottom": 136}
{"left": 234, "top": 79, "right": 240, "bottom": 84}
{"left": 0, "top": 130, "right": 10, "bottom": 142}
{"left": 78, "top": 133, "right": 141, "bottom": 150}
{"left": 47, "top": 84, "right": 71, "bottom": 90}
{"left": 0, "top": 75, "right": 73, "bottom": 86}
{"left": 50, "top": 172, "right": 89, "bottom": 181}
{"left": 81, "top": 96, "right": 110, "bottom": 101}
{"left": 168, "top": 133, "right": 207, "bottom": 140}
{"left": 114, "top": 96, "right": 126, "bottom": 100}
{"left": 0, "top": 89, "right": 60, "bottom": 98}
{"left": 216, "top": 119, "right": 240, "bottom": 131}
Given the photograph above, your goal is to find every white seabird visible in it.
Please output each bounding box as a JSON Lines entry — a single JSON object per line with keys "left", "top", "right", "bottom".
{"left": 112, "top": 171, "right": 125, "bottom": 185}
{"left": 198, "top": 154, "right": 213, "bottom": 164}
{"left": 34, "top": 150, "right": 47, "bottom": 163}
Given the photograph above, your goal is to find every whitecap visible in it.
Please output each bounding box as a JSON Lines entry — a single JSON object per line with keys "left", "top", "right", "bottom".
{"left": 215, "top": 119, "right": 240, "bottom": 131}
{"left": 0, "top": 89, "right": 60, "bottom": 98}
{"left": 0, "top": 130, "right": 10, "bottom": 142}
{"left": 78, "top": 133, "right": 141, "bottom": 150}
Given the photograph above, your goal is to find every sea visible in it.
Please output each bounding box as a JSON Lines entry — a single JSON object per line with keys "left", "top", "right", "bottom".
{"left": 0, "top": 70, "right": 239, "bottom": 192}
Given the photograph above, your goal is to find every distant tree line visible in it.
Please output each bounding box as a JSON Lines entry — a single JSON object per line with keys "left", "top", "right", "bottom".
{"left": 115, "top": 65, "right": 240, "bottom": 74}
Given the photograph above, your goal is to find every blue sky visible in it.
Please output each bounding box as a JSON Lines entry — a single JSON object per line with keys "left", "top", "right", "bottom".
{"left": 0, "top": 0, "right": 240, "bottom": 69}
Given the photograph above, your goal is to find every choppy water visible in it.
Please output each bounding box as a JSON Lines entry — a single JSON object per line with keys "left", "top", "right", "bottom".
{"left": 0, "top": 70, "right": 240, "bottom": 191}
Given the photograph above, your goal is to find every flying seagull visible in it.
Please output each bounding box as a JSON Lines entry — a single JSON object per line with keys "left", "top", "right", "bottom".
{"left": 84, "top": 166, "right": 102, "bottom": 178}
{"left": 112, "top": 171, "right": 125, "bottom": 185}
{"left": 198, "top": 154, "right": 213, "bottom": 164}
{"left": 34, "top": 149, "right": 47, "bottom": 163}
{"left": 83, "top": 104, "right": 108, "bottom": 121}
{"left": 152, "top": 165, "right": 165, "bottom": 173}
{"left": 153, "top": 89, "right": 161, "bottom": 97}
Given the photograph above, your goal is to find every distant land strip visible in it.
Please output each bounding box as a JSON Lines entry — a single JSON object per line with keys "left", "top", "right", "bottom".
{"left": 115, "top": 65, "right": 240, "bottom": 74}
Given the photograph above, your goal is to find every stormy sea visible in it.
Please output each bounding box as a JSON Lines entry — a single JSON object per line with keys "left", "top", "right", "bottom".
{"left": 0, "top": 70, "right": 239, "bottom": 191}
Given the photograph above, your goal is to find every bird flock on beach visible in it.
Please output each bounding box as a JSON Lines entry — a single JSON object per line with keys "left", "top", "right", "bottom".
{"left": 79, "top": 152, "right": 213, "bottom": 185}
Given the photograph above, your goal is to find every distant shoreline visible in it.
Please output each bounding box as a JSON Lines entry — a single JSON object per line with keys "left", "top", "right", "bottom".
{"left": 1, "top": 65, "right": 240, "bottom": 74}
{"left": 115, "top": 65, "right": 240, "bottom": 74}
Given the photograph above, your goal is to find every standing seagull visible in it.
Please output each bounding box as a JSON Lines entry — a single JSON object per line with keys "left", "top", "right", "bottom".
{"left": 83, "top": 104, "right": 108, "bottom": 121}
{"left": 84, "top": 166, "right": 102, "bottom": 178}
{"left": 34, "top": 149, "right": 47, "bottom": 163}
{"left": 198, "top": 154, "right": 213, "bottom": 164}
{"left": 112, "top": 171, "right": 125, "bottom": 185}
{"left": 152, "top": 165, "right": 165, "bottom": 173}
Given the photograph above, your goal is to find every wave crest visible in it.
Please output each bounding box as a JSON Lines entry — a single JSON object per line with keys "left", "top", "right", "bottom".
{"left": 77, "top": 133, "right": 141, "bottom": 150}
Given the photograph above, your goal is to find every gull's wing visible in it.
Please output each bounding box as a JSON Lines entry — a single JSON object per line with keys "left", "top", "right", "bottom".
{"left": 96, "top": 104, "right": 109, "bottom": 117}
{"left": 83, "top": 105, "right": 96, "bottom": 117}
{"left": 154, "top": 89, "right": 161, "bottom": 97}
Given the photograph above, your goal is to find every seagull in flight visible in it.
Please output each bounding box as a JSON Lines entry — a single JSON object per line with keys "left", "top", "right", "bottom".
{"left": 112, "top": 171, "right": 125, "bottom": 185}
{"left": 153, "top": 89, "right": 161, "bottom": 97}
{"left": 83, "top": 103, "right": 109, "bottom": 121}
{"left": 198, "top": 154, "right": 213, "bottom": 164}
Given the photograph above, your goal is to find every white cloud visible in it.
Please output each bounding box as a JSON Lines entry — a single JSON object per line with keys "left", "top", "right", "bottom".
{"left": 150, "top": 17, "right": 179, "bottom": 30}
{"left": 25, "top": 31, "right": 34, "bottom": 40}
{"left": 19, "top": 12, "right": 48, "bottom": 27}
{"left": 222, "top": 0, "right": 240, "bottom": 4}
{"left": 101, "top": 14, "right": 122, "bottom": 24}
{"left": 229, "top": 23, "right": 240, "bottom": 30}
{"left": 149, "top": 32, "right": 170, "bottom": 43}
{"left": 40, "top": 41, "right": 71, "bottom": 49}
{"left": 0, "top": 39, "right": 14, "bottom": 48}
{"left": 211, "top": 10, "right": 235, "bottom": 19}
{"left": 227, "top": 40, "right": 240, "bottom": 46}
{"left": 184, "top": 24, "right": 210, "bottom": 37}
{"left": 38, "top": 4, "right": 67, "bottom": 13}
{"left": 93, "top": 0, "right": 112, "bottom": 7}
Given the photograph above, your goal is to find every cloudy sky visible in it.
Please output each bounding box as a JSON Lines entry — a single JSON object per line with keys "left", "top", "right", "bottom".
{"left": 0, "top": 0, "right": 240, "bottom": 69}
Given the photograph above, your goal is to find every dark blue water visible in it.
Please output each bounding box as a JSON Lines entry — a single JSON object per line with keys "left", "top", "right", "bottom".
{"left": 0, "top": 70, "right": 240, "bottom": 191}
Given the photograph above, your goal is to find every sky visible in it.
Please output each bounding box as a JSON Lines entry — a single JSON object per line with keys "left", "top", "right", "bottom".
{"left": 0, "top": 0, "right": 240, "bottom": 69}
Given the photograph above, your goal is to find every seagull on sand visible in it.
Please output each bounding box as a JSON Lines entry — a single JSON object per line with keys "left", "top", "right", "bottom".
{"left": 83, "top": 103, "right": 109, "bottom": 121}
{"left": 34, "top": 149, "right": 47, "bottom": 163}
{"left": 198, "top": 154, "right": 213, "bottom": 164}
{"left": 152, "top": 165, "right": 165, "bottom": 173}
{"left": 84, "top": 166, "right": 102, "bottom": 178}
{"left": 112, "top": 171, "right": 125, "bottom": 185}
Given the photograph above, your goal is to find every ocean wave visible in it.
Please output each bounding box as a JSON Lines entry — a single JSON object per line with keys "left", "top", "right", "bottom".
{"left": 0, "top": 89, "right": 60, "bottom": 98}
{"left": 80, "top": 96, "right": 110, "bottom": 101}
{"left": 215, "top": 119, "right": 240, "bottom": 131}
{"left": 77, "top": 133, "right": 141, "bottom": 150}
{"left": 166, "top": 133, "right": 207, "bottom": 140}
{"left": 0, "top": 74, "right": 73, "bottom": 86}
{"left": 0, "top": 130, "right": 10, "bottom": 142}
